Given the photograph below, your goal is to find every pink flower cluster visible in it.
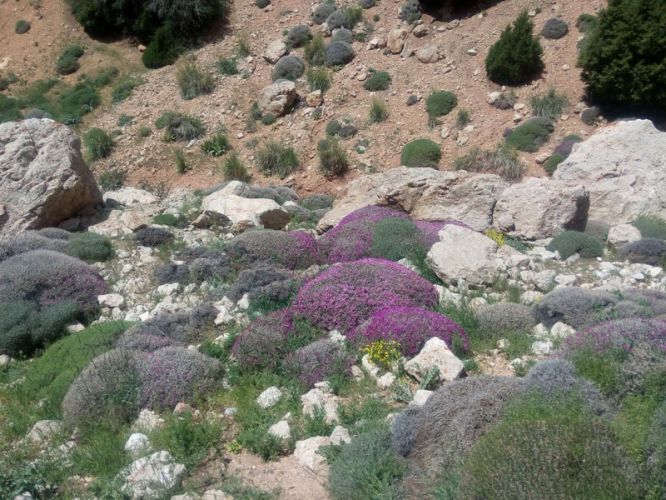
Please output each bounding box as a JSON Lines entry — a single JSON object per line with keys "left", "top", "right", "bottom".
{"left": 349, "top": 305, "right": 469, "bottom": 357}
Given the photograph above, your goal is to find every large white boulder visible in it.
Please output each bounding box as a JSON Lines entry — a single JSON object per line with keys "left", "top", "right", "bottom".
{"left": 257, "top": 80, "right": 298, "bottom": 117}
{"left": 404, "top": 337, "right": 464, "bottom": 383}
{"left": 201, "top": 192, "right": 290, "bottom": 230}
{"left": 553, "top": 120, "right": 666, "bottom": 224}
{"left": 294, "top": 436, "right": 331, "bottom": 473}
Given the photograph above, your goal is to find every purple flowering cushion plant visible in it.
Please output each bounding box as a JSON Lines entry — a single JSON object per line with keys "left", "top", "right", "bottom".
{"left": 292, "top": 258, "right": 439, "bottom": 333}
{"left": 231, "top": 309, "right": 295, "bottom": 371}
{"left": 349, "top": 306, "right": 469, "bottom": 357}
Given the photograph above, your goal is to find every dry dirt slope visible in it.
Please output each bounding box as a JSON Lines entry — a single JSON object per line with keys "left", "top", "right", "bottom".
{"left": 1, "top": 0, "right": 605, "bottom": 197}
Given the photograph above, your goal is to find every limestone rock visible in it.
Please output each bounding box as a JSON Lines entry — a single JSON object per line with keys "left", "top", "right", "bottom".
{"left": 412, "top": 389, "right": 433, "bottom": 406}
{"left": 0, "top": 119, "right": 102, "bottom": 239}
{"left": 201, "top": 193, "right": 290, "bottom": 230}
{"left": 121, "top": 451, "right": 185, "bottom": 499}
{"left": 404, "top": 337, "right": 464, "bottom": 383}
{"left": 263, "top": 40, "right": 288, "bottom": 64}
{"left": 294, "top": 436, "right": 331, "bottom": 473}
{"left": 257, "top": 386, "right": 283, "bottom": 409}
{"left": 416, "top": 45, "right": 440, "bottom": 63}
{"left": 104, "top": 187, "right": 158, "bottom": 206}
{"left": 301, "top": 388, "right": 338, "bottom": 424}
{"left": 317, "top": 167, "right": 507, "bottom": 232}
{"left": 553, "top": 120, "right": 666, "bottom": 224}
{"left": 607, "top": 223, "right": 642, "bottom": 248}
{"left": 125, "top": 433, "right": 151, "bottom": 457}
{"left": 493, "top": 177, "right": 589, "bottom": 239}
{"left": 387, "top": 28, "right": 407, "bottom": 54}
{"left": 257, "top": 80, "right": 298, "bottom": 117}
{"left": 268, "top": 420, "right": 291, "bottom": 440}
{"left": 330, "top": 426, "right": 351, "bottom": 445}
{"left": 27, "top": 420, "right": 63, "bottom": 444}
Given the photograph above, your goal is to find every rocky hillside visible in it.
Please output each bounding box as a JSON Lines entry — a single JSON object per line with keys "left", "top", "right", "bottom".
{"left": 1, "top": 0, "right": 666, "bottom": 499}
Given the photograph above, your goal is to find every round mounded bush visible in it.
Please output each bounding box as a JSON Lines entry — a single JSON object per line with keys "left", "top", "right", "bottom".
{"left": 292, "top": 258, "right": 438, "bottom": 333}
{"left": 1, "top": 229, "right": 113, "bottom": 263}
{"left": 231, "top": 309, "right": 294, "bottom": 371}
{"left": 618, "top": 238, "right": 666, "bottom": 266}
{"left": 349, "top": 306, "right": 469, "bottom": 356}
{"left": 325, "top": 41, "right": 354, "bottom": 66}
{"left": 326, "top": 9, "right": 351, "bottom": 30}
{"left": 399, "top": 0, "right": 421, "bottom": 22}
{"left": 285, "top": 338, "right": 354, "bottom": 387}
{"left": 370, "top": 218, "right": 424, "bottom": 262}
{"left": 547, "top": 230, "right": 603, "bottom": 259}
{"left": 543, "top": 153, "right": 566, "bottom": 175}
{"left": 401, "top": 139, "right": 441, "bottom": 169}
{"left": 331, "top": 28, "right": 353, "bottom": 44}
{"left": 426, "top": 91, "right": 457, "bottom": 121}
{"left": 225, "top": 229, "right": 320, "bottom": 270}
{"left": 505, "top": 118, "right": 553, "bottom": 152}
{"left": 286, "top": 24, "right": 312, "bottom": 48}
{"left": 225, "top": 263, "right": 297, "bottom": 305}
{"left": 318, "top": 206, "right": 409, "bottom": 263}
{"left": 395, "top": 376, "right": 524, "bottom": 497}
{"left": 272, "top": 55, "right": 305, "bottom": 81}
{"left": 541, "top": 18, "right": 569, "bottom": 39}
{"left": 134, "top": 226, "right": 174, "bottom": 247}
{"left": 476, "top": 302, "right": 536, "bottom": 335}
{"left": 363, "top": 71, "right": 391, "bottom": 91}
{"left": 312, "top": 3, "right": 336, "bottom": 24}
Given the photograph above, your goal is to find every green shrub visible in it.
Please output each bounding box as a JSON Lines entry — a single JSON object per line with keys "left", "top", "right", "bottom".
{"left": 541, "top": 18, "right": 569, "bottom": 40}
{"left": 426, "top": 90, "right": 456, "bottom": 127}
{"left": 485, "top": 11, "right": 544, "bottom": 85}
{"left": 83, "top": 128, "right": 114, "bottom": 161}
{"left": 326, "top": 119, "right": 341, "bottom": 137}
{"left": 580, "top": 0, "right": 666, "bottom": 111}
{"left": 455, "top": 109, "right": 470, "bottom": 129}
{"left": 56, "top": 44, "right": 85, "bottom": 75}
{"left": 15, "top": 20, "right": 31, "bottom": 34}
{"left": 261, "top": 114, "right": 276, "bottom": 126}
{"left": 174, "top": 148, "right": 188, "bottom": 173}
{"left": 327, "top": 427, "right": 405, "bottom": 500}
{"left": 318, "top": 138, "right": 349, "bottom": 178}
{"left": 142, "top": 25, "right": 183, "bottom": 69}
{"left": 543, "top": 153, "right": 566, "bottom": 175}
{"left": 505, "top": 118, "right": 553, "bottom": 152}
{"left": 453, "top": 145, "right": 525, "bottom": 181}
{"left": 547, "top": 230, "right": 604, "bottom": 259}
{"left": 369, "top": 98, "right": 388, "bottom": 123}
{"left": 177, "top": 59, "right": 215, "bottom": 100}
{"left": 370, "top": 218, "right": 424, "bottom": 262}
{"left": 530, "top": 88, "right": 568, "bottom": 120}
{"left": 202, "top": 133, "right": 230, "bottom": 156}
{"left": 219, "top": 153, "right": 251, "bottom": 182}
{"left": 139, "top": 126, "right": 152, "bottom": 137}
{"left": 0, "top": 73, "right": 18, "bottom": 92}
{"left": 306, "top": 67, "right": 331, "bottom": 92}
{"left": 150, "top": 412, "right": 221, "bottom": 468}
{"left": 285, "top": 24, "right": 312, "bottom": 49}
{"left": 256, "top": 141, "right": 299, "bottom": 178}
{"left": 55, "top": 82, "right": 100, "bottom": 124}
{"left": 255, "top": 0, "right": 270, "bottom": 7}
{"left": 363, "top": 71, "right": 391, "bottom": 91}
{"left": 632, "top": 215, "right": 666, "bottom": 240}
{"left": 153, "top": 213, "right": 188, "bottom": 228}
{"left": 217, "top": 56, "right": 239, "bottom": 75}
{"left": 155, "top": 111, "right": 205, "bottom": 141}
{"left": 576, "top": 13, "right": 599, "bottom": 33}
{"left": 98, "top": 168, "right": 126, "bottom": 191}
{"left": 117, "top": 114, "right": 133, "bottom": 127}
{"left": 111, "top": 76, "right": 143, "bottom": 103}
{"left": 68, "top": 232, "right": 114, "bottom": 262}
{"left": 401, "top": 139, "right": 441, "bottom": 169}
{"left": 304, "top": 34, "right": 326, "bottom": 66}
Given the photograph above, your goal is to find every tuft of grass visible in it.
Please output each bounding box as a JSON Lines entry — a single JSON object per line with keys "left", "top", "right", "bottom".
{"left": 304, "top": 35, "right": 326, "bottom": 66}
{"left": 530, "top": 88, "right": 568, "bottom": 120}
{"left": 56, "top": 44, "right": 85, "bottom": 75}
{"left": 111, "top": 76, "right": 143, "bottom": 103}
{"left": 174, "top": 148, "right": 189, "bottom": 173}
{"left": 83, "top": 128, "right": 114, "bottom": 161}
{"left": 155, "top": 111, "right": 205, "bottom": 141}
{"left": 150, "top": 412, "right": 222, "bottom": 468}
{"left": 256, "top": 141, "right": 299, "bottom": 178}
{"left": 306, "top": 67, "right": 331, "bottom": 92}
{"left": 369, "top": 97, "right": 388, "bottom": 123}
{"left": 219, "top": 152, "right": 251, "bottom": 182}
{"left": 177, "top": 59, "right": 215, "bottom": 100}
{"left": 453, "top": 145, "right": 525, "bottom": 181}
{"left": 202, "top": 132, "right": 230, "bottom": 156}
{"left": 99, "top": 168, "right": 126, "bottom": 191}
{"left": 117, "top": 114, "right": 133, "bottom": 127}
{"left": 139, "top": 126, "right": 152, "bottom": 137}
{"left": 318, "top": 137, "right": 349, "bottom": 178}
{"left": 236, "top": 35, "right": 252, "bottom": 57}
{"left": 633, "top": 215, "right": 666, "bottom": 240}
{"left": 456, "top": 109, "right": 471, "bottom": 129}
{"left": 217, "top": 56, "right": 239, "bottom": 75}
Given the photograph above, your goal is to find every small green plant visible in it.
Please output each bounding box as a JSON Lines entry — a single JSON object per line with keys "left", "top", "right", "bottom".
{"left": 235, "top": 35, "right": 252, "bottom": 57}
{"left": 344, "top": 6, "right": 364, "bottom": 28}
{"left": 530, "top": 89, "right": 569, "bottom": 120}
{"left": 505, "top": 118, "right": 553, "bottom": 152}
{"left": 454, "top": 145, "right": 525, "bottom": 181}
{"left": 363, "top": 70, "right": 391, "bottom": 91}
{"left": 401, "top": 138, "right": 441, "bottom": 169}
{"left": 15, "top": 20, "right": 31, "bottom": 34}
{"left": 256, "top": 141, "right": 299, "bottom": 178}
{"left": 326, "top": 119, "right": 341, "bottom": 137}
{"left": 369, "top": 98, "right": 388, "bottom": 123}
{"left": 261, "top": 114, "right": 276, "bottom": 126}
{"left": 98, "top": 168, "right": 126, "bottom": 191}
{"left": 153, "top": 213, "right": 187, "bottom": 228}
{"left": 111, "top": 76, "right": 143, "bottom": 103}
{"left": 155, "top": 111, "right": 205, "bottom": 141}
{"left": 306, "top": 67, "right": 331, "bottom": 92}
{"left": 220, "top": 152, "right": 251, "bottom": 182}
{"left": 139, "top": 126, "right": 152, "bottom": 137}
{"left": 83, "top": 128, "right": 114, "bottom": 161}
{"left": 174, "top": 148, "right": 188, "bottom": 173}
{"left": 177, "top": 59, "right": 215, "bottom": 100}
{"left": 304, "top": 35, "right": 326, "bottom": 66}
{"left": 633, "top": 215, "right": 666, "bottom": 240}
{"left": 426, "top": 90, "right": 457, "bottom": 127}
{"left": 201, "top": 133, "right": 230, "bottom": 156}
{"left": 56, "top": 44, "right": 85, "bottom": 75}
{"left": 255, "top": 0, "right": 271, "bottom": 7}
{"left": 543, "top": 153, "right": 566, "bottom": 175}
{"left": 361, "top": 339, "right": 402, "bottom": 370}
{"left": 484, "top": 228, "right": 506, "bottom": 246}
{"left": 546, "top": 230, "right": 604, "bottom": 259}
{"left": 217, "top": 56, "right": 239, "bottom": 75}
{"left": 485, "top": 11, "right": 544, "bottom": 85}
{"left": 318, "top": 138, "right": 349, "bottom": 178}
{"left": 117, "top": 114, "right": 133, "bottom": 127}
{"left": 150, "top": 412, "right": 221, "bottom": 468}
{"left": 456, "top": 109, "right": 471, "bottom": 129}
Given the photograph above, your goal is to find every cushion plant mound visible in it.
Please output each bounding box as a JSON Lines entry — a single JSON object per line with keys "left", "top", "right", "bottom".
{"left": 318, "top": 205, "right": 409, "bottom": 263}
{"left": 292, "top": 258, "right": 439, "bottom": 333}
{"left": 231, "top": 309, "right": 294, "bottom": 372}
{"left": 349, "top": 306, "right": 469, "bottom": 357}
{"left": 285, "top": 338, "right": 354, "bottom": 388}
{"left": 225, "top": 229, "right": 320, "bottom": 270}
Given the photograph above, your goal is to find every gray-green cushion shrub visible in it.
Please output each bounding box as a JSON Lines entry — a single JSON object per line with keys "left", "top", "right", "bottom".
{"left": 331, "top": 28, "right": 353, "bottom": 44}
{"left": 399, "top": 0, "right": 421, "bottom": 23}
{"left": 225, "top": 264, "right": 297, "bottom": 304}
{"left": 225, "top": 229, "right": 319, "bottom": 270}
{"left": 312, "top": 3, "right": 336, "bottom": 24}
{"left": 134, "top": 226, "right": 174, "bottom": 247}
{"left": 15, "top": 20, "right": 31, "bottom": 34}
{"left": 541, "top": 18, "right": 569, "bottom": 39}
{"left": 255, "top": 0, "right": 270, "bottom": 7}
{"left": 505, "top": 117, "right": 554, "bottom": 152}
{"left": 618, "top": 239, "right": 666, "bottom": 266}
{"left": 476, "top": 302, "right": 536, "bottom": 335}
{"left": 301, "top": 194, "right": 334, "bottom": 211}
{"left": 285, "top": 338, "right": 353, "bottom": 387}
{"left": 155, "top": 111, "right": 205, "bottom": 141}
{"left": 546, "top": 230, "right": 603, "bottom": 259}
{"left": 326, "top": 9, "right": 351, "bottom": 30}
{"left": 632, "top": 215, "right": 666, "bottom": 240}
{"left": 318, "top": 137, "right": 349, "bottom": 177}
{"left": 426, "top": 91, "right": 457, "bottom": 125}
{"left": 401, "top": 139, "right": 441, "bottom": 169}
{"left": 363, "top": 71, "right": 391, "bottom": 91}
{"left": 286, "top": 25, "right": 312, "bottom": 48}
{"left": 325, "top": 42, "right": 354, "bottom": 66}
{"left": 272, "top": 55, "right": 305, "bottom": 81}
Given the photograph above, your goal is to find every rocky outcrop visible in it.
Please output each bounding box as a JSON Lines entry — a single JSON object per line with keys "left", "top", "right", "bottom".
{"left": 0, "top": 119, "right": 102, "bottom": 239}
{"left": 257, "top": 80, "right": 298, "bottom": 117}
{"left": 493, "top": 177, "right": 589, "bottom": 239}
{"left": 553, "top": 120, "right": 666, "bottom": 224}
{"left": 317, "top": 167, "right": 507, "bottom": 233}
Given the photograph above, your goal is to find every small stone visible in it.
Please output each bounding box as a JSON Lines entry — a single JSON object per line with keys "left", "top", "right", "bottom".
{"left": 377, "top": 372, "right": 396, "bottom": 389}
{"left": 268, "top": 420, "right": 291, "bottom": 440}
{"left": 120, "top": 451, "right": 185, "bottom": 499}
{"left": 532, "top": 340, "right": 553, "bottom": 356}
{"left": 294, "top": 436, "right": 332, "bottom": 473}
{"left": 550, "top": 322, "right": 576, "bottom": 339}
{"left": 412, "top": 24, "right": 429, "bottom": 37}
{"left": 412, "top": 389, "right": 433, "bottom": 406}
{"left": 202, "top": 490, "right": 233, "bottom": 500}
{"left": 440, "top": 126, "right": 450, "bottom": 139}
{"left": 466, "top": 48, "right": 477, "bottom": 56}
{"left": 133, "top": 409, "right": 165, "bottom": 433}
{"left": 125, "top": 433, "right": 151, "bottom": 458}
{"left": 257, "top": 387, "right": 283, "bottom": 409}
{"left": 98, "top": 293, "right": 125, "bottom": 308}
{"left": 404, "top": 337, "right": 464, "bottom": 383}
{"left": 27, "top": 420, "right": 63, "bottom": 444}
{"left": 330, "top": 425, "right": 351, "bottom": 445}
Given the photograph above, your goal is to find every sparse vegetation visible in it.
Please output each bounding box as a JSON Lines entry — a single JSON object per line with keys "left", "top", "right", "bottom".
{"left": 456, "top": 109, "right": 470, "bottom": 129}
{"left": 98, "top": 168, "right": 126, "bottom": 191}
{"left": 530, "top": 89, "right": 569, "bottom": 120}
{"left": 202, "top": 133, "right": 230, "bottom": 156}
{"left": 83, "top": 128, "right": 114, "bottom": 162}
{"left": 304, "top": 35, "right": 326, "bottom": 66}
{"left": 217, "top": 56, "right": 239, "bottom": 75}
{"left": 111, "top": 76, "right": 143, "bottom": 103}
{"left": 155, "top": 111, "right": 206, "bottom": 141}
{"left": 220, "top": 152, "right": 251, "bottom": 182}
{"left": 369, "top": 98, "right": 388, "bottom": 123}
{"left": 177, "top": 59, "right": 215, "bottom": 100}
{"left": 306, "top": 67, "right": 331, "bottom": 92}
{"left": 363, "top": 70, "right": 391, "bottom": 91}
{"left": 56, "top": 44, "right": 85, "bottom": 75}
{"left": 256, "top": 141, "right": 299, "bottom": 178}
{"left": 174, "top": 148, "right": 189, "bottom": 173}
{"left": 318, "top": 138, "right": 349, "bottom": 178}
{"left": 454, "top": 145, "right": 525, "bottom": 181}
